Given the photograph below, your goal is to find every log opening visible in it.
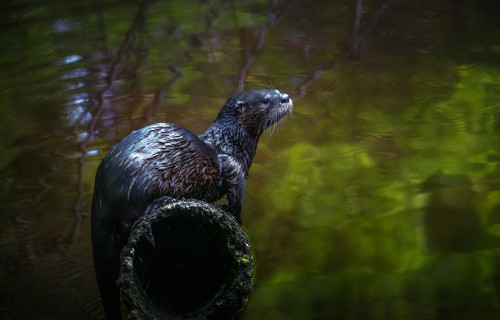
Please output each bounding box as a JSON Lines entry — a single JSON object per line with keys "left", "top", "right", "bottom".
{"left": 118, "top": 200, "right": 253, "bottom": 320}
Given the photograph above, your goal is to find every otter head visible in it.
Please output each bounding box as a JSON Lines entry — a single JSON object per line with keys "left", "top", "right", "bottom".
{"left": 217, "top": 89, "right": 293, "bottom": 137}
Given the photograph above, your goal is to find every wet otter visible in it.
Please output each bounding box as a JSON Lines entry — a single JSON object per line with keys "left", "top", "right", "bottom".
{"left": 91, "top": 89, "right": 292, "bottom": 319}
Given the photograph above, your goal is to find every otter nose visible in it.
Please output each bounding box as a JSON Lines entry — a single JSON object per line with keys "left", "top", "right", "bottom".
{"left": 280, "top": 93, "right": 289, "bottom": 103}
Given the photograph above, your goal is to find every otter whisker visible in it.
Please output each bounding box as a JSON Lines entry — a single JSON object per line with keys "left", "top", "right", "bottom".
{"left": 264, "top": 108, "right": 286, "bottom": 143}
{"left": 265, "top": 121, "right": 279, "bottom": 143}
{"left": 256, "top": 112, "right": 268, "bottom": 136}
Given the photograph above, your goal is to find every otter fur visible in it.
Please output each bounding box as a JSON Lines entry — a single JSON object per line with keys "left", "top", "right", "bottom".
{"left": 91, "top": 89, "right": 292, "bottom": 319}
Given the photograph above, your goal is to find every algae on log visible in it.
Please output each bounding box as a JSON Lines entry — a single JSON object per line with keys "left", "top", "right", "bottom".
{"left": 118, "top": 199, "right": 254, "bottom": 320}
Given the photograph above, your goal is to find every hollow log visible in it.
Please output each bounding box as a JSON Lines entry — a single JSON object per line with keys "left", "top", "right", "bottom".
{"left": 118, "top": 200, "right": 254, "bottom": 320}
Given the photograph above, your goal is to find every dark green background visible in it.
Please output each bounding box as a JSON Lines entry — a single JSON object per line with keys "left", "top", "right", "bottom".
{"left": 1, "top": 0, "right": 500, "bottom": 319}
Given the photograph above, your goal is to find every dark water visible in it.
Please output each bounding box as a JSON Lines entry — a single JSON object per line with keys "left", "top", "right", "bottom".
{"left": 2, "top": 0, "right": 500, "bottom": 319}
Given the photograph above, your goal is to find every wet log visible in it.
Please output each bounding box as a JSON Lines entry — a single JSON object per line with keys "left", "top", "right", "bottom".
{"left": 118, "top": 200, "right": 254, "bottom": 320}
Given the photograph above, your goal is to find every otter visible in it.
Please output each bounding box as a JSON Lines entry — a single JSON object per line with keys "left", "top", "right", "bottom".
{"left": 91, "top": 89, "right": 292, "bottom": 319}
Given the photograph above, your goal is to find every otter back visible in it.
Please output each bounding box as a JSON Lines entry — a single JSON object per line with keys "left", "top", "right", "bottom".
{"left": 93, "top": 123, "right": 223, "bottom": 242}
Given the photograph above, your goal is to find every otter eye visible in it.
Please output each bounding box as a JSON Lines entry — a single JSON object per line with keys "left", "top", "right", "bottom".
{"left": 263, "top": 97, "right": 270, "bottom": 104}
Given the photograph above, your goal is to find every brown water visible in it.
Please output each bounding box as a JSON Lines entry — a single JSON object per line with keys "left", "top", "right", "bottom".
{"left": 1, "top": 0, "right": 500, "bottom": 319}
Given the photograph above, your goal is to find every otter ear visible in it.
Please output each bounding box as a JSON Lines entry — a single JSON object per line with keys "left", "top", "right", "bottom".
{"left": 235, "top": 100, "right": 246, "bottom": 115}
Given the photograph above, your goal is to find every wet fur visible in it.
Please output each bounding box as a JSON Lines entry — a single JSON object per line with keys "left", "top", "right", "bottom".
{"left": 91, "top": 89, "right": 292, "bottom": 319}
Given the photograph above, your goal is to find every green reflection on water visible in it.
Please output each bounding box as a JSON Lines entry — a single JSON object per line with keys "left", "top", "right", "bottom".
{"left": 1, "top": 0, "right": 500, "bottom": 319}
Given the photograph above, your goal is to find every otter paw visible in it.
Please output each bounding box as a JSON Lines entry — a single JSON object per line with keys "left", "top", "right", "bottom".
{"left": 145, "top": 196, "right": 175, "bottom": 215}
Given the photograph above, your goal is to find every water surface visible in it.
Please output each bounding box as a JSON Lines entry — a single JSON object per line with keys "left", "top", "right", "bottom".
{"left": 1, "top": 0, "right": 500, "bottom": 319}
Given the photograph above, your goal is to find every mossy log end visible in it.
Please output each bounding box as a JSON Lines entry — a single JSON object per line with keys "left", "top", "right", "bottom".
{"left": 118, "top": 200, "right": 254, "bottom": 320}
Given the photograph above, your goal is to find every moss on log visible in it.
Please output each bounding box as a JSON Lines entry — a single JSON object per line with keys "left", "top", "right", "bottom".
{"left": 117, "top": 199, "right": 254, "bottom": 320}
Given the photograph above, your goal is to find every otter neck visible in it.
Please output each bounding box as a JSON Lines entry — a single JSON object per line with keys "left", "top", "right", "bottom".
{"left": 199, "top": 121, "right": 259, "bottom": 172}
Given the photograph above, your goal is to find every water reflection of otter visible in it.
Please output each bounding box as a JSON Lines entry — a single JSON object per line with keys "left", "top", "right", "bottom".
{"left": 91, "top": 89, "right": 293, "bottom": 319}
